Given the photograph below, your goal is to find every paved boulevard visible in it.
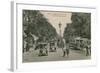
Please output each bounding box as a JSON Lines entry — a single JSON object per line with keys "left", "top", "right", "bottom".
{"left": 23, "top": 48, "right": 90, "bottom": 63}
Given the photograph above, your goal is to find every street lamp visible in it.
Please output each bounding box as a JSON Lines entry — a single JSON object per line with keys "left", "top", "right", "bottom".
{"left": 58, "top": 22, "right": 62, "bottom": 37}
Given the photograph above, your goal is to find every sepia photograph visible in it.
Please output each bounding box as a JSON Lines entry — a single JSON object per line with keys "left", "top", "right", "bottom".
{"left": 22, "top": 10, "right": 91, "bottom": 63}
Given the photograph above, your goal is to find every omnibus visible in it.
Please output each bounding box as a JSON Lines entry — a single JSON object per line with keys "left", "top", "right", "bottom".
{"left": 69, "top": 37, "right": 90, "bottom": 50}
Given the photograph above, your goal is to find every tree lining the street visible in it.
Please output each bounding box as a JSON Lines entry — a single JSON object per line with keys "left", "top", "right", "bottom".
{"left": 64, "top": 12, "right": 91, "bottom": 43}
{"left": 23, "top": 10, "right": 57, "bottom": 43}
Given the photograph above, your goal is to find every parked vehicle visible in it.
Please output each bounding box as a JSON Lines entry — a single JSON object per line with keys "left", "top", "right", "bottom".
{"left": 35, "top": 43, "right": 48, "bottom": 56}
{"left": 49, "top": 41, "right": 57, "bottom": 52}
{"left": 69, "top": 37, "right": 90, "bottom": 50}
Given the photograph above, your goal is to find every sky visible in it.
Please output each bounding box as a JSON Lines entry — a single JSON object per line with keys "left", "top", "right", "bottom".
{"left": 40, "top": 11, "right": 72, "bottom": 37}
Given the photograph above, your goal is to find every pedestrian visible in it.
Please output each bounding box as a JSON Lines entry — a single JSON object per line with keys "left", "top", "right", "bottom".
{"left": 62, "top": 39, "right": 70, "bottom": 57}
{"left": 66, "top": 44, "right": 70, "bottom": 57}
{"left": 23, "top": 40, "right": 27, "bottom": 53}
{"left": 85, "top": 44, "right": 91, "bottom": 56}
{"left": 26, "top": 43, "right": 30, "bottom": 52}
{"left": 61, "top": 39, "right": 65, "bottom": 57}
{"left": 38, "top": 44, "right": 43, "bottom": 56}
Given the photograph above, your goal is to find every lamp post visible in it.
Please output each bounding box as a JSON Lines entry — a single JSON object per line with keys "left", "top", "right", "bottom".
{"left": 58, "top": 22, "right": 63, "bottom": 48}
{"left": 58, "top": 22, "right": 62, "bottom": 37}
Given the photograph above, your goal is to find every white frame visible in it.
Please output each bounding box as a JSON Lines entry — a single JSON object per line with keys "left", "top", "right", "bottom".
{"left": 11, "top": 1, "right": 97, "bottom": 72}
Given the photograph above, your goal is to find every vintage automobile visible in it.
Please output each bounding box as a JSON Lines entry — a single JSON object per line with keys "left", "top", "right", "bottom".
{"left": 49, "top": 41, "right": 57, "bottom": 52}
{"left": 35, "top": 43, "right": 48, "bottom": 56}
